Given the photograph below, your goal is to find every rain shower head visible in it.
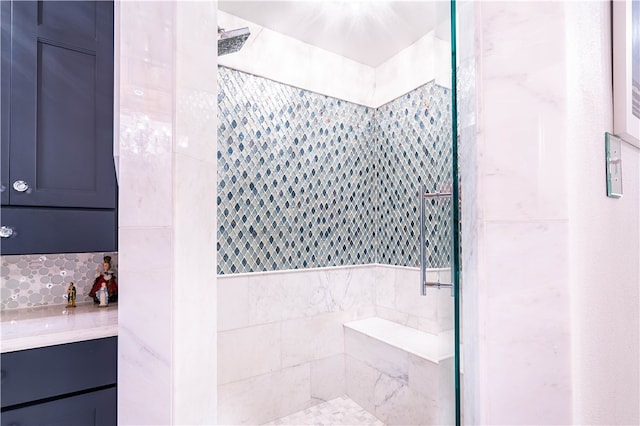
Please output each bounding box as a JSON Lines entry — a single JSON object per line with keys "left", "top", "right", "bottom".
{"left": 218, "top": 27, "right": 250, "bottom": 56}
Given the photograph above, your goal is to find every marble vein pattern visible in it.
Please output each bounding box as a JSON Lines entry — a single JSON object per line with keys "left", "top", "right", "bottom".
{"left": 344, "top": 317, "right": 454, "bottom": 425}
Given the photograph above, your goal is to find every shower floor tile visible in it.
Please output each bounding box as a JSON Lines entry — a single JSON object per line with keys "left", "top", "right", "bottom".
{"left": 263, "top": 395, "right": 385, "bottom": 426}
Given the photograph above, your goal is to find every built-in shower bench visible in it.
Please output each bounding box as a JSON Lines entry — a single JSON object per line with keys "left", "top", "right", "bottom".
{"left": 343, "top": 317, "right": 455, "bottom": 425}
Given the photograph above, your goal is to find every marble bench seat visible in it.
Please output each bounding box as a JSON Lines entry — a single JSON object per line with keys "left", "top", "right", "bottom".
{"left": 344, "top": 317, "right": 454, "bottom": 425}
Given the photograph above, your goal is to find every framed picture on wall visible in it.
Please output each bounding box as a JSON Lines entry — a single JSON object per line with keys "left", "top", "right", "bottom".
{"left": 613, "top": 0, "right": 640, "bottom": 147}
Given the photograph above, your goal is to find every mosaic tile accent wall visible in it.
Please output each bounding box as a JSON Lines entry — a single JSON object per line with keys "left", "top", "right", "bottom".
{"left": 217, "top": 67, "right": 452, "bottom": 274}
{"left": 0, "top": 252, "right": 118, "bottom": 310}
{"left": 375, "top": 85, "right": 452, "bottom": 268}
{"left": 217, "top": 67, "right": 377, "bottom": 273}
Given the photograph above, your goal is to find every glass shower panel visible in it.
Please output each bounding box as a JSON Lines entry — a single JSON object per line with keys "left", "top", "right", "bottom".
{"left": 418, "top": 2, "right": 459, "bottom": 425}
{"left": 216, "top": 1, "right": 460, "bottom": 424}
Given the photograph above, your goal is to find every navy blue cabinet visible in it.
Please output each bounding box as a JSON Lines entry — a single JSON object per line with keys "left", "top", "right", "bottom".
{"left": 0, "top": 0, "right": 117, "bottom": 255}
{"left": 1, "top": 337, "right": 118, "bottom": 426}
{"left": 1, "top": 387, "right": 117, "bottom": 426}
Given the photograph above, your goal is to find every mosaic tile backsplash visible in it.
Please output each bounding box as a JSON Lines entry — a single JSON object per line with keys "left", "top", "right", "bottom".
{"left": 1, "top": 252, "right": 118, "bottom": 310}
{"left": 217, "top": 67, "right": 452, "bottom": 274}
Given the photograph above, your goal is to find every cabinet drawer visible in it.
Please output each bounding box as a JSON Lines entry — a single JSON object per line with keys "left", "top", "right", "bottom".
{"left": 1, "top": 386, "right": 116, "bottom": 426}
{"left": 1, "top": 337, "right": 117, "bottom": 408}
{"left": 0, "top": 206, "right": 117, "bottom": 255}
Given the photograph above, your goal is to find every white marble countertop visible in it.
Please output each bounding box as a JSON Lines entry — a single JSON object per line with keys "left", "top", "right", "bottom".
{"left": 1, "top": 303, "right": 117, "bottom": 353}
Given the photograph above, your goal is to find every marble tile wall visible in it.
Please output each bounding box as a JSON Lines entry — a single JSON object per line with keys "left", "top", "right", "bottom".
{"left": 217, "top": 263, "right": 455, "bottom": 424}
{"left": 374, "top": 265, "right": 453, "bottom": 335}
{"left": 217, "top": 265, "right": 376, "bottom": 425}
{"left": 457, "top": 2, "right": 573, "bottom": 424}
{"left": 0, "top": 252, "right": 118, "bottom": 310}
{"left": 117, "top": 2, "right": 218, "bottom": 424}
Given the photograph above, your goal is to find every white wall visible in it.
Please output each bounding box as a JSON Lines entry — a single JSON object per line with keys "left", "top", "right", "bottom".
{"left": 566, "top": 2, "right": 640, "bottom": 424}
{"left": 459, "top": 1, "right": 640, "bottom": 424}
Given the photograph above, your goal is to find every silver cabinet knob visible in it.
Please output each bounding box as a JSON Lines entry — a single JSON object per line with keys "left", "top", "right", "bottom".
{"left": 0, "top": 226, "right": 14, "bottom": 238}
{"left": 0, "top": 184, "right": 5, "bottom": 193}
{"left": 12, "top": 180, "right": 29, "bottom": 192}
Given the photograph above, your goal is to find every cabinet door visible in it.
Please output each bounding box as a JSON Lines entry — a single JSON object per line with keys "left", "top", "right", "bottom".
{"left": 0, "top": 386, "right": 117, "bottom": 426}
{"left": 1, "top": 0, "right": 10, "bottom": 205}
{"left": 1, "top": 337, "right": 117, "bottom": 408}
{"left": 8, "top": 1, "right": 115, "bottom": 209}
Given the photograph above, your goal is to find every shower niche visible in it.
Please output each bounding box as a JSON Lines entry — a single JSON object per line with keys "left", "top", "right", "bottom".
{"left": 216, "top": 2, "right": 458, "bottom": 425}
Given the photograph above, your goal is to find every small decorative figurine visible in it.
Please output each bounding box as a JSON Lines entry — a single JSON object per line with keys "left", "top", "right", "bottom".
{"left": 97, "top": 282, "right": 109, "bottom": 307}
{"left": 66, "top": 282, "right": 77, "bottom": 307}
{"left": 88, "top": 256, "right": 118, "bottom": 306}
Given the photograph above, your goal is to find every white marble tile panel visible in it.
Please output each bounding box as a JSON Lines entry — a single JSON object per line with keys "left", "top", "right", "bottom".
{"left": 405, "top": 314, "right": 440, "bottom": 336}
{"left": 374, "top": 265, "right": 450, "bottom": 334}
{"left": 247, "top": 273, "right": 287, "bottom": 325}
{"left": 392, "top": 267, "right": 437, "bottom": 320}
{"left": 345, "top": 355, "right": 377, "bottom": 416}
{"left": 173, "top": 155, "right": 218, "bottom": 423}
{"left": 373, "top": 266, "right": 396, "bottom": 309}
{"left": 481, "top": 71, "right": 568, "bottom": 223}
{"left": 217, "top": 275, "right": 249, "bottom": 331}
{"left": 117, "top": 228, "right": 173, "bottom": 274}
{"left": 373, "top": 373, "right": 436, "bottom": 426}
{"left": 218, "top": 322, "right": 281, "bottom": 385}
{"left": 281, "top": 311, "right": 352, "bottom": 368}
{"left": 483, "top": 221, "right": 571, "bottom": 425}
{"left": 437, "top": 295, "right": 454, "bottom": 333}
{"left": 324, "top": 267, "right": 377, "bottom": 313}
{"left": 344, "top": 325, "right": 409, "bottom": 380}
{"left": 118, "top": 126, "right": 173, "bottom": 228}
{"left": 175, "top": 4, "right": 217, "bottom": 94}
{"left": 437, "top": 357, "right": 456, "bottom": 426}
{"left": 118, "top": 0, "right": 174, "bottom": 232}
{"left": 310, "top": 354, "right": 346, "bottom": 403}
{"left": 357, "top": 304, "right": 377, "bottom": 319}
{"left": 175, "top": 87, "right": 217, "bottom": 163}
{"left": 118, "top": 229, "right": 174, "bottom": 425}
{"left": 246, "top": 267, "right": 376, "bottom": 326}
{"left": 407, "top": 352, "right": 440, "bottom": 400}
{"left": 218, "top": 364, "right": 311, "bottom": 425}
{"left": 118, "top": 324, "right": 171, "bottom": 426}
{"left": 479, "top": 2, "right": 564, "bottom": 59}
{"left": 281, "top": 271, "right": 333, "bottom": 320}
{"left": 118, "top": 268, "right": 171, "bottom": 362}
{"left": 375, "top": 305, "right": 410, "bottom": 328}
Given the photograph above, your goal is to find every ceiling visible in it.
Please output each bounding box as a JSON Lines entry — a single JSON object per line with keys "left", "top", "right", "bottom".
{"left": 218, "top": 1, "right": 442, "bottom": 67}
